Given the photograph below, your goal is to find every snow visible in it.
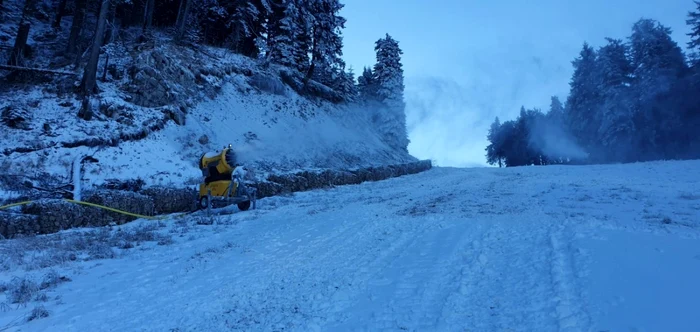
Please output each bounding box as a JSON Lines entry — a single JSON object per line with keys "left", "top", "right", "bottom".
{"left": 583, "top": 229, "right": 700, "bottom": 332}
{"left": 2, "top": 159, "right": 700, "bottom": 331}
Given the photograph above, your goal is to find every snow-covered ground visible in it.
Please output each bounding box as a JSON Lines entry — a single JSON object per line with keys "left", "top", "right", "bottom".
{"left": 1, "top": 159, "right": 700, "bottom": 331}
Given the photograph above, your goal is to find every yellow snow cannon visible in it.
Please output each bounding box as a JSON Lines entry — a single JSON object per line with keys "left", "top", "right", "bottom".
{"left": 197, "top": 145, "right": 256, "bottom": 211}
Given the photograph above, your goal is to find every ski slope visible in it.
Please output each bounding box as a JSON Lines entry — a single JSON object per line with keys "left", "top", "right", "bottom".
{"left": 2, "top": 160, "right": 700, "bottom": 331}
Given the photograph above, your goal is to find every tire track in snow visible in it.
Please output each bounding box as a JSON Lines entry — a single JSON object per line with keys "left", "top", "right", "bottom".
{"left": 438, "top": 217, "right": 561, "bottom": 331}
{"left": 549, "top": 222, "right": 592, "bottom": 331}
{"left": 361, "top": 221, "right": 477, "bottom": 331}
{"left": 213, "top": 206, "right": 433, "bottom": 330}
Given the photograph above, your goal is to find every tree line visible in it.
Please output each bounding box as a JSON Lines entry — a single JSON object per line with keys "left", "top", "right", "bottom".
{"left": 486, "top": 1, "right": 700, "bottom": 167}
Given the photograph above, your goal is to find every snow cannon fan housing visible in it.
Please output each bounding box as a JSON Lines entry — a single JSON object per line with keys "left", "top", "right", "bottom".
{"left": 199, "top": 147, "right": 237, "bottom": 183}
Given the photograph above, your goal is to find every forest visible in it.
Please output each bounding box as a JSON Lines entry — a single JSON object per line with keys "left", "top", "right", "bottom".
{"left": 0, "top": 0, "right": 405, "bottom": 106}
{"left": 485, "top": 1, "right": 700, "bottom": 167}
{"left": 0, "top": 0, "right": 410, "bottom": 149}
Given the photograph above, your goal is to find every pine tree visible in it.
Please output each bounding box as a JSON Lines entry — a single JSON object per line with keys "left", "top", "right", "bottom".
{"left": 628, "top": 18, "right": 688, "bottom": 158}
{"left": 497, "top": 120, "right": 517, "bottom": 166}
{"left": 373, "top": 34, "right": 405, "bottom": 110}
{"left": 686, "top": 2, "right": 700, "bottom": 156}
{"left": 565, "top": 42, "right": 601, "bottom": 152}
{"left": 372, "top": 33, "right": 409, "bottom": 151}
{"left": 357, "top": 66, "right": 377, "bottom": 100}
{"left": 266, "top": 0, "right": 312, "bottom": 72}
{"left": 595, "top": 38, "right": 635, "bottom": 161}
{"left": 547, "top": 96, "right": 565, "bottom": 125}
{"left": 485, "top": 117, "right": 504, "bottom": 167}
{"left": 227, "top": 0, "right": 265, "bottom": 57}
{"left": 687, "top": 0, "right": 700, "bottom": 60}
{"left": 333, "top": 66, "right": 358, "bottom": 102}
{"left": 304, "top": 0, "right": 346, "bottom": 85}
{"left": 292, "top": 1, "right": 312, "bottom": 73}
{"left": 267, "top": 0, "right": 299, "bottom": 68}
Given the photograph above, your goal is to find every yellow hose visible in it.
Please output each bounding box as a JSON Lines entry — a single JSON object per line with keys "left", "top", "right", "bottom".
{"left": 0, "top": 200, "right": 34, "bottom": 210}
{"left": 0, "top": 199, "right": 191, "bottom": 220}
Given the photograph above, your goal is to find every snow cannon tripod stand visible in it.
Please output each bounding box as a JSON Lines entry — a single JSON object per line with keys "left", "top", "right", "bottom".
{"left": 196, "top": 145, "right": 257, "bottom": 211}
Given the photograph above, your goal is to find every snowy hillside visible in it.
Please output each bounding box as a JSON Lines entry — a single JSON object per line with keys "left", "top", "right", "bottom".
{"left": 2, "top": 159, "right": 699, "bottom": 331}
{"left": 1, "top": 0, "right": 415, "bottom": 193}
{"left": 0, "top": 47, "right": 415, "bottom": 189}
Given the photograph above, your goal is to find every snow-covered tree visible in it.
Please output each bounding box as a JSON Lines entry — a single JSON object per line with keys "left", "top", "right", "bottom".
{"left": 371, "top": 34, "right": 409, "bottom": 151}
{"left": 485, "top": 117, "right": 504, "bottom": 167}
{"left": 565, "top": 42, "right": 602, "bottom": 150}
{"left": 594, "top": 38, "right": 635, "bottom": 161}
{"left": 357, "top": 66, "right": 377, "bottom": 100}
{"left": 333, "top": 66, "right": 358, "bottom": 102}
{"left": 628, "top": 18, "right": 688, "bottom": 158}
{"left": 687, "top": 0, "right": 700, "bottom": 61}
{"left": 547, "top": 96, "right": 565, "bottom": 126}
{"left": 267, "top": 0, "right": 301, "bottom": 68}
{"left": 227, "top": 0, "right": 268, "bottom": 57}
{"left": 304, "top": 0, "right": 346, "bottom": 84}
{"left": 373, "top": 34, "right": 405, "bottom": 109}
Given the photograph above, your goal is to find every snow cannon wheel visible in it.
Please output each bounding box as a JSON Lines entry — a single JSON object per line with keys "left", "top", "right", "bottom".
{"left": 198, "top": 196, "right": 210, "bottom": 210}
{"left": 237, "top": 200, "right": 251, "bottom": 211}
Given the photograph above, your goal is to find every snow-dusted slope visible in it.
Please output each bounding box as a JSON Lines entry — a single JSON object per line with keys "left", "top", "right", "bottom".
{"left": 83, "top": 80, "right": 414, "bottom": 187}
{"left": 1, "top": 57, "right": 414, "bottom": 189}
{"left": 2, "top": 160, "right": 700, "bottom": 331}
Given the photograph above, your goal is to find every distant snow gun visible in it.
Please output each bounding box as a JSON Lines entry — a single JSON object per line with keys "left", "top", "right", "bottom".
{"left": 197, "top": 145, "right": 256, "bottom": 211}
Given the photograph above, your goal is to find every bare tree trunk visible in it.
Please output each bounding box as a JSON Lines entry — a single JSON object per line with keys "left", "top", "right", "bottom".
{"left": 175, "top": 0, "right": 185, "bottom": 27}
{"left": 104, "top": 1, "right": 117, "bottom": 45}
{"left": 175, "top": 0, "right": 186, "bottom": 27}
{"left": 175, "top": 0, "right": 191, "bottom": 42}
{"left": 303, "top": 37, "right": 318, "bottom": 88}
{"left": 101, "top": 53, "right": 109, "bottom": 81}
{"left": 52, "top": 0, "right": 68, "bottom": 29}
{"left": 81, "top": 0, "right": 110, "bottom": 96}
{"left": 142, "top": 0, "right": 155, "bottom": 31}
{"left": 66, "top": 0, "right": 87, "bottom": 55}
{"left": 8, "top": 22, "right": 30, "bottom": 66}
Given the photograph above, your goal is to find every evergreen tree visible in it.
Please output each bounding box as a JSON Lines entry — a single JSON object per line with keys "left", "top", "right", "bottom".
{"left": 685, "top": 2, "right": 700, "bottom": 156}
{"left": 372, "top": 33, "right": 409, "bottom": 151}
{"left": 333, "top": 66, "right": 358, "bottom": 102}
{"left": 687, "top": 0, "right": 700, "bottom": 61}
{"left": 565, "top": 42, "right": 601, "bottom": 153}
{"left": 485, "top": 117, "right": 504, "bottom": 167}
{"left": 267, "top": 0, "right": 301, "bottom": 68}
{"left": 547, "top": 96, "right": 565, "bottom": 125}
{"left": 373, "top": 34, "right": 405, "bottom": 110}
{"left": 305, "top": 0, "right": 346, "bottom": 85}
{"left": 497, "top": 120, "right": 517, "bottom": 166}
{"left": 628, "top": 18, "right": 688, "bottom": 159}
{"left": 357, "top": 66, "right": 377, "bottom": 100}
{"left": 227, "top": 0, "right": 266, "bottom": 57}
{"left": 292, "top": 1, "right": 312, "bottom": 73}
{"left": 595, "top": 37, "right": 635, "bottom": 161}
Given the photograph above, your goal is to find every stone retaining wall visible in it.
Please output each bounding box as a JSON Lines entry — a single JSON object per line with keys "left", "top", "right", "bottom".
{"left": 0, "top": 160, "right": 432, "bottom": 239}
{"left": 2, "top": 190, "right": 155, "bottom": 238}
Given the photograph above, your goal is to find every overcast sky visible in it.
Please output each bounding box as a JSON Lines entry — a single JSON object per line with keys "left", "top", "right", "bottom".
{"left": 340, "top": 0, "right": 694, "bottom": 167}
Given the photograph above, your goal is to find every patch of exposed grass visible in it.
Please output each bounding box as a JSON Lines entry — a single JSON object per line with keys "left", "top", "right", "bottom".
{"left": 0, "top": 223, "right": 176, "bottom": 272}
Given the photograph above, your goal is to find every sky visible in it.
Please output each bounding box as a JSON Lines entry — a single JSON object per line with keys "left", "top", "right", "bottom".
{"left": 340, "top": 0, "right": 695, "bottom": 167}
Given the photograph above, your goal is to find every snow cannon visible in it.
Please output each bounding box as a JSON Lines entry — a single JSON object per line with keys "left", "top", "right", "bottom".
{"left": 197, "top": 145, "right": 256, "bottom": 211}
